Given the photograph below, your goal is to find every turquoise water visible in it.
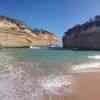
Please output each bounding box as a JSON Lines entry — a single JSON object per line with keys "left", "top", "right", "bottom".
{"left": 5, "top": 48, "right": 100, "bottom": 61}
{"left": 1, "top": 48, "right": 100, "bottom": 75}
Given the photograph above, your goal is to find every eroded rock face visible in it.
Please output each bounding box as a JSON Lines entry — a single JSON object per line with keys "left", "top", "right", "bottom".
{"left": 0, "top": 16, "right": 57, "bottom": 48}
{"left": 63, "top": 16, "right": 100, "bottom": 50}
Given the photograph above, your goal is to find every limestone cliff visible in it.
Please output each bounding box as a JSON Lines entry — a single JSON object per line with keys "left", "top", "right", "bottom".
{"left": 0, "top": 16, "right": 57, "bottom": 48}
{"left": 63, "top": 16, "right": 100, "bottom": 50}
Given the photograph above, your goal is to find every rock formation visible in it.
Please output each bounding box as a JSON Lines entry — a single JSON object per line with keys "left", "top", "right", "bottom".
{"left": 63, "top": 16, "right": 100, "bottom": 50}
{"left": 0, "top": 16, "right": 57, "bottom": 48}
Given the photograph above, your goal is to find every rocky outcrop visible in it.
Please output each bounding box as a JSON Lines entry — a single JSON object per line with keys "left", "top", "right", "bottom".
{"left": 63, "top": 16, "right": 100, "bottom": 50}
{"left": 0, "top": 16, "right": 57, "bottom": 48}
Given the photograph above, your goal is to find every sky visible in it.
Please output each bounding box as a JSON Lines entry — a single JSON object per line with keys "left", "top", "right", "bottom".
{"left": 0, "top": 0, "right": 100, "bottom": 36}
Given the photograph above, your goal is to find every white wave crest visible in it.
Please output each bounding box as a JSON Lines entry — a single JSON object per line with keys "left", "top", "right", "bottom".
{"left": 88, "top": 55, "right": 100, "bottom": 59}
{"left": 72, "top": 62, "right": 100, "bottom": 73}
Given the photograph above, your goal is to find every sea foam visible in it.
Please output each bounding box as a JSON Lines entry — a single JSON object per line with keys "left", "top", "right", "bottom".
{"left": 88, "top": 55, "right": 100, "bottom": 59}
{"left": 38, "top": 75, "right": 74, "bottom": 96}
{"left": 72, "top": 62, "right": 100, "bottom": 73}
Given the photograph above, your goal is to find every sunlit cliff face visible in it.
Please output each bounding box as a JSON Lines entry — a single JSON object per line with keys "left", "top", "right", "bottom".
{"left": 0, "top": 20, "right": 18, "bottom": 29}
{"left": 0, "top": 16, "right": 58, "bottom": 47}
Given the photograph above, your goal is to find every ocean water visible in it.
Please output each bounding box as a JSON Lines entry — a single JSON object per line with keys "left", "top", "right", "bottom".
{"left": 0, "top": 48, "right": 100, "bottom": 100}
{"left": 1, "top": 48, "right": 100, "bottom": 73}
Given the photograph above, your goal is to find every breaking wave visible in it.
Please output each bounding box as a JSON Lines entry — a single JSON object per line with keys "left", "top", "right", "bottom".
{"left": 72, "top": 62, "right": 100, "bottom": 73}
{"left": 88, "top": 55, "right": 100, "bottom": 59}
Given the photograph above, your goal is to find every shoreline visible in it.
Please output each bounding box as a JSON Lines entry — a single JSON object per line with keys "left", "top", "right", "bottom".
{"left": 41, "top": 71, "right": 100, "bottom": 100}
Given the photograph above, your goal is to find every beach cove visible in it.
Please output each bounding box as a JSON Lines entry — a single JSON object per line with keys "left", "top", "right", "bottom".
{"left": 0, "top": 48, "right": 100, "bottom": 100}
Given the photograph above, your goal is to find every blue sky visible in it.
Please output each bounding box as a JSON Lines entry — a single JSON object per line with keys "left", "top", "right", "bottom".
{"left": 0, "top": 0, "right": 100, "bottom": 36}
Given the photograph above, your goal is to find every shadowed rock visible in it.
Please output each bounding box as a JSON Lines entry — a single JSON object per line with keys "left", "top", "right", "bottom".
{"left": 63, "top": 16, "right": 100, "bottom": 50}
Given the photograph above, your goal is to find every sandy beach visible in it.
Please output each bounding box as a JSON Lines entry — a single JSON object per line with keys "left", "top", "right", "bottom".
{"left": 70, "top": 72, "right": 100, "bottom": 100}
{"left": 2, "top": 61, "right": 100, "bottom": 100}
{"left": 0, "top": 49, "right": 100, "bottom": 100}
{"left": 41, "top": 72, "right": 100, "bottom": 100}
{"left": 0, "top": 60, "right": 100, "bottom": 100}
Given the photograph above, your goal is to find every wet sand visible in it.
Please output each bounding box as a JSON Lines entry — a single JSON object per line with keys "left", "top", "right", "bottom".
{"left": 70, "top": 72, "right": 100, "bottom": 100}
{"left": 39, "top": 72, "right": 100, "bottom": 100}
{"left": 0, "top": 60, "right": 100, "bottom": 100}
